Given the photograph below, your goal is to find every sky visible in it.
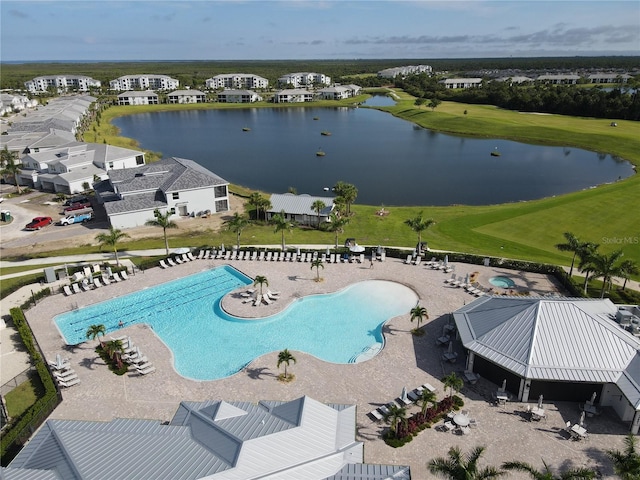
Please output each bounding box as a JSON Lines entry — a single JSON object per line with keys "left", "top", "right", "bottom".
{"left": 1, "top": 0, "right": 639, "bottom": 61}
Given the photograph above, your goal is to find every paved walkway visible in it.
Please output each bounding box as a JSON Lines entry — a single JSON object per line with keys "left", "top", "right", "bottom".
{"left": 16, "top": 255, "right": 630, "bottom": 478}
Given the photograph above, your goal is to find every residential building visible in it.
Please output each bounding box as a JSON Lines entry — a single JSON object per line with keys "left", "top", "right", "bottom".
{"left": 24, "top": 75, "right": 101, "bottom": 93}
{"left": 536, "top": 74, "right": 581, "bottom": 85}
{"left": 453, "top": 296, "right": 640, "bottom": 433}
{"left": 217, "top": 89, "right": 262, "bottom": 103}
{"left": 318, "top": 84, "right": 362, "bottom": 100}
{"left": 167, "top": 89, "right": 207, "bottom": 104}
{"left": 266, "top": 193, "right": 334, "bottom": 226}
{"left": 18, "top": 142, "right": 145, "bottom": 194}
{"left": 441, "top": 78, "right": 483, "bottom": 89}
{"left": 2, "top": 395, "right": 411, "bottom": 479}
{"left": 278, "top": 72, "right": 331, "bottom": 88}
{"left": 494, "top": 76, "right": 534, "bottom": 85}
{"left": 205, "top": 74, "right": 269, "bottom": 90}
{"left": 377, "top": 65, "right": 432, "bottom": 79}
{"left": 272, "top": 89, "right": 316, "bottom": 103}
{"left": 109, "top": 74, "right": 179, "bottom": 91}
{"left": 96, "top": 157, "right": 230, "bottom": 229}
{"left": 8, "top": 95, "right": 95, "bottom": 137}
{"left": 117, "top": 91, "right": 159, "bottom": 106}
{"left": 588, "top": 73, "right": 632, "bottom": 84}
{"left": 0, "top": 93, "right": 37, "bottom": 116}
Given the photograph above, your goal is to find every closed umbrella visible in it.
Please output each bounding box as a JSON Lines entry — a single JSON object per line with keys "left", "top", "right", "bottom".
{"left": 444, "top": 255, "right": 449, "bottom": 267}
{"left": 501, "top": 379, "right": 507, "bottom": 392}
{"left": 56, "top": 354, "right": 63, "bottom": 369}
{"left": 464, "top": 273, "right": 470, "bottom": 286}
{"left": 221, "top": 244, "right": 225, "bottom": 253}
{"left": 326, "top": 246, "right": 331, "bottom": 255}
{"left": 590, "top": 392, "right": 597, "bottom": 404}
{"left": 447, "top": 341, "right": 454, "bottom": 354}
{"left": 579, "top": 411, "right": 586, "bottom": 427}
{"left": 401, "top": 387, "right": 408, "bottom": 403}
{"left": 538, "top": 395, "right": 543, "bottom": 409}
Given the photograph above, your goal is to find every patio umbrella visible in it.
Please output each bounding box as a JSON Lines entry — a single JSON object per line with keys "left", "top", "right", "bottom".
{"left": 349, "top": 244, "right": 365, "bottom": 253}
{"left": 579, "top": 411, "right": 586, "bottom": 427}
{"left": 538, "top": 395, "right": 543, "bottom": 409}
{"left": 401, "top": 387, "right": 408, "bottom": 403}
{"left": 501, "top": 379, "right": 507, "bottom": 391}
{"left": 590, "top": 392, "right": 597, "bottom": 404}
{"left": 296, "top": 247, "right": 301, "bottom": 256}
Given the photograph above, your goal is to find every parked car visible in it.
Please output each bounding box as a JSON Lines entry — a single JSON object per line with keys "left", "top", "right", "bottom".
{"left": 59, "top": 210, "right": 94, "bottom": 226}
{"left": 63, "top": 201, "right": 91, "bottom": 213}
{"left": 63, "top": 195, "right": 88, "bottom": 206}
{"left": 25, "top": 216, "right": 53, "bottom": 230}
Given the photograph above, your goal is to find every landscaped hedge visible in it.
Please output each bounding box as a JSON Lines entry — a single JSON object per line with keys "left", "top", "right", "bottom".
{"left": 383, "top": 395, "right": 464, "bottom": 448}
{"left": 0, "top": 308, "right": 60, "bottom": 465}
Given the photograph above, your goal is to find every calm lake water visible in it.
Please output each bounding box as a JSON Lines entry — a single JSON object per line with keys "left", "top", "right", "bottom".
{"left": 113, "top": 101, "right": 634, "bottom": 206}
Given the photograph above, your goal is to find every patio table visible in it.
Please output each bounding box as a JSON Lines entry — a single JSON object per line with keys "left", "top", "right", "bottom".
{"left": 453, "top": 414, "right": 470, "bottom": 427}
{"left": 531, "top": 406, "right": 545, "bottom": 420}
{"left": 571, "top": 424, "right": 587, "bottom": 439}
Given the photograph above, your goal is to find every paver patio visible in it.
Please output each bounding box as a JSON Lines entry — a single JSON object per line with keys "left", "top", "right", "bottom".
{"left": 26, "top": 254, "right": 629, "bottom": 478}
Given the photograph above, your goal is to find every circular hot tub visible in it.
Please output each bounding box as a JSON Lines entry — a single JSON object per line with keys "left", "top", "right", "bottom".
{"left": 489, "top": 276, "right": 516, "bottom": 288}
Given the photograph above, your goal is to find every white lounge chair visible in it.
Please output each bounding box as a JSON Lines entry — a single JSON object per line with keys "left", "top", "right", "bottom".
{"left": 58, "top": 377, "right": 81, "bottom": 388}
{"left": 413, "top": 255, "right": 422, "bottom": 265}
{"left": 404, "top": 255, "right": 412, "bottom": 264}
{"left": 55, "top": 371, "right": 78, "bottom": 382}
{"left": 444, "top": 273, "right": 456, "bottom": 284}
{"left": 223, "top": 251, "right": 231, "bottom": 260}
{"left": 369, "top": 409, "right": 383, "bottom": 421}
{"left": 102, "top": 275, "right": 112, "bottom": 285}
{"left": 197, "top": 250, "right": 205, "bottom": 259}
{"left": 174, "top": 256, "right": 183, "bottom": 264}
{"left": 182, "top": 253, "right": 191, "bottom": 262}
{"left": 258, "top": 251, "right": 265, "bottom": 261}
{"left": 165, "top": 258, "right": 176, "bottom": 267}
{"left": 81, "top": 282, "right": 92, "bottom": 292}
{"left": 92, "top": 264, "right": 101, "bottom": 274}
{"left": 159, "top": 259, "right": 169, "bottom": 269}
{"left": 112, "top": 272, "right": 122, "bottom": 282}
{"left": 121, "top": 271, "right": 129, "bottom": 280}
{"left": 263, "top": 294, "right": 272, "bottom": 305}
{"left": 72, "top": 283, "right": 82, "bottom": 294}
{"left": 251, "top": 251, "right": 257, "bottom": 261}
{"left": 63, "top": 285, "right": 74, "bottom": 296}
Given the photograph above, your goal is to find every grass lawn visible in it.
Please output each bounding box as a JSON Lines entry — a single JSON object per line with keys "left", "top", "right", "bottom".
{"left": 4, "top": 375, "right": 45, "bottom": 419}
{"left": 32, "top": 92, "right": 639, "bottom": 281}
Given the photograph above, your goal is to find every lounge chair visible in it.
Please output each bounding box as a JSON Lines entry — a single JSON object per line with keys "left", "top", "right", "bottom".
{"left": 369, "top": 409, "right": 384, "bottom": 421}
{"left": 283, "top": 252, "right": 290, "bottom": 262}
{"left": 263, "top": 294, "right": 273, "bottom": 305}
{"left": 102, "top": 275, "right": 112, "bottom": 285}
{"left": 121, "top": 271, "right": 129, "bottom": 280}
{"left": 209, "top": 249, "right": 217, "bottom": 259}
{"left": 58, "top": 377, "right": 81, "bottom": 388}
{"left": 444, "top": 273, "right": 456, "bottom": 284}
{"left": 63, "top": 285, "right": 74, "bottom": 296}
{"left": 92, "top": 264, "right": 101, "bottom": 274}
{"left": 137, "top": 365, "right": 156, "bottom": 375}
{"left": 404, "top": 255, "right": 412, "bottom": 264}
{"left": 159, "top": 259, "right": 169, "bottom": 269}
{"left": 181, "top": 253, "right": 190, "bottom": 262}
{"left": 81, "top": 282, "right": 92, "bottom": 292}
{"left": 359, "top": 253, "right": 365, "bottom": 263}
{"left": 196, "top": 250, "right": 205, "bottom": 260}
{"left": 249, "top": 251, "right": 256, "bottom": 261}
{"left": 174, "top": 256, "right": 183, "bottom": 264}
{"left": 279, "top": 251, "right": 285, "bottom": 261}
{"left": 72, "top": 283, "right": 82, "bottom": 294}
{"left": 221, "top": 251, "right": 229, "bottom": 260}
{"left": 257, "top": 251, "right": 265, "bottom": 261}
{"left": 55, "top": 371, "right": 78, "bottom": 382}
{"left": 413, "top": 255, "right": 422, "bottom": 265}
{"left": 112, "top": 272, "right": 123, "bottom": 282}
{"left": 440, "top": 421, "right": 456, "bottom": 432}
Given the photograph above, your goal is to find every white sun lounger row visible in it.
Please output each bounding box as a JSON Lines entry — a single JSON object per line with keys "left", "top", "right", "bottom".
{"left": 63, "top": 270, "right": 129, "bottom": 295}
{"left": 53, "top": 366, "right": 81, "bottom": 388}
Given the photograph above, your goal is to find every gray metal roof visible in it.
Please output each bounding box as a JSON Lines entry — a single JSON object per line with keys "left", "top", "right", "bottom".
{"left": 117, "top": 90, "right": 158, "bottom": 98}
{"left": 0, "top": 466, "right": 61, "bottom": 480}
{"left": 454, "top": 296, "right": 640, "bottom": 406}
{"left": 7, "top": 396, "right": 403, "bottom": 480}
{"left": 268, "top": 193, "right": 334, "bottom": 216}
{"left": 324, "top": 464, "right": 412, "bottom": 480}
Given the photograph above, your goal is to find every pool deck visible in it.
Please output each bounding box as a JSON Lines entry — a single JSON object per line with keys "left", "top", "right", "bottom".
{"left": 26, "top": 255, "right": 628, "bottom": 478}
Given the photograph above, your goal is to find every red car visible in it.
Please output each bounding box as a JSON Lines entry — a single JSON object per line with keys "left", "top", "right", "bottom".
{"left": 63, "top": 201, "right": 91, "bottom": 213}
{"left": 25, "top": 216, "right": 53, "bottom": 231}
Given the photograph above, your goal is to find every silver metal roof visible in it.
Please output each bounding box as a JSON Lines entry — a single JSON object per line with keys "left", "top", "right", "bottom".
{"left": 454, "top": 297, "right": 640, "bottom": 407}
{"left": 268, "top": 193, "right": 334, "bottom": 216}
{"left": 7, "top": 396, "right": 407, "bottom": 480}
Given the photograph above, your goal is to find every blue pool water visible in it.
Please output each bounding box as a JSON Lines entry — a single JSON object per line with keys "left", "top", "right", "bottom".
{"left": 54, "top": 266, "right": 417, "bottom": 380}
{"left": 489, "top": 276, "right": 516, "bottom": 288}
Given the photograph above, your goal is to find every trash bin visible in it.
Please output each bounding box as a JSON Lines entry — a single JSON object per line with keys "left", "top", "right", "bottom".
{"left": 0, "top": 210, "right": 10, "bottom": 221}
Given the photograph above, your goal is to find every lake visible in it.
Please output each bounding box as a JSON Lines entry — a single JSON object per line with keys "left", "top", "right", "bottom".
{"left": 113, "top": 101, "right": 634, "bottom": 206}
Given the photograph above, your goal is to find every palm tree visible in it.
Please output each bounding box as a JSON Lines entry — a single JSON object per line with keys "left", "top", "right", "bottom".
{"left": 277, "top": 349, "right": 296, "bottom": 379}
{"left": 95, "top": 227, "right": 130, "bottom": 265}
{"left": 503, "top": 460, "right": 597, "bottom": 480}
{"left": 418, "top": 388, "right": 437, "bottom": 416}
{"left": 428, "top": 446, "right": 503, "bottom": 480}
{"left": 86, "top": 324, "right": 106, "bottom": 348}
{"left": 254, "top": 275, "right": 268, "bottom": 297}
{"left": 383, "top": 403, "right": 407, "bottom": 439}
{"left": 0, "top": 145, "right": 22, "bottom": 194}
{"left": 576, "top": 242, "right": 600, "bottom": 294}
{"left": 310, "top": 200, "right": 326, "bottom": 228}
{"left": 224, "top": 212, "right": 251, "bottom": 250}
{"left": 333, "top": 181, "right": 358, "bottom": 216}
{"left": 607, "top": 434, "right": 640, "bottom": 480}
{"left": 442, "top": 372, "right": 463, "bottom": 398}
{"left": 246, "top": 192, "right": 271, "bottom": 221}
{"left": 620, "top": 259, "right": 639, "bottom": 291}
{"left": 310, "top": 258, "right": 324, "bottom": 282}
{"left": 410, "top": 304, "right": 429, "bottom": 332}
{"left": 145, "top": 209, "right": 178, "bottom": 256}
{"left": 589, "top": 249, "right": 625, "bottom": 298}
{"left": 104, "top": 339, "right": 125, "bottom": 369}
{"left": 555, "top": 232, "right": 588, "bottom": 278}
{"left": 404, "top": 212, "right": 435, "bottom": 249}
{"left": 327, "top": 212, "right": 350, "bottom": 248}
{"left": 270, "top": 210, "right": 294, "bottom": 250}
{"left": 256, "top": 196, "right": 272, "bottom": 221}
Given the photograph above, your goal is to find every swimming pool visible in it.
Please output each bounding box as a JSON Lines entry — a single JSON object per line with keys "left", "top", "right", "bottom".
{"left": 489, "top": 276, "right": 516, "bottom": 288}
{"left": 54, "top": 266, "right": 417, "bottom": 380}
